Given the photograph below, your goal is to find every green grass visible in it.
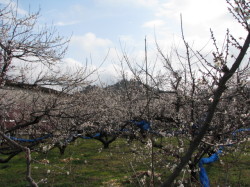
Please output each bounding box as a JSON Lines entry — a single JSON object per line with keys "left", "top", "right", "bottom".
{"left": 207, "top": 143, "right": 250, "bottom": 187}
{"left": 0, "top": 138, "right": 249, "bottom": 186}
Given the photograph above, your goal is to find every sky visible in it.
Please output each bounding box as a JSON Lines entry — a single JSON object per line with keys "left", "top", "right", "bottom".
{"left": 0, "top": 0, "right": 247, "bottom": 84}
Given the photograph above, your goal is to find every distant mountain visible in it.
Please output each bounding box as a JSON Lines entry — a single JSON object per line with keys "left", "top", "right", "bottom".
{"left": 105, "top": 79, "right": 143, "bottom": 90}
{"left": 106, "top": 79, "right": 175, "bottom": 94}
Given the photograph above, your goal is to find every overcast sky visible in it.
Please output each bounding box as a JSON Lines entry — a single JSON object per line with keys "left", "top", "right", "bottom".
{"left": 1, "top": 0, "right": 247, "bottom": 84}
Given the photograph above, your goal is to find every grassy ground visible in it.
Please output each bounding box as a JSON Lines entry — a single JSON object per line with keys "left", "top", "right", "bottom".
{"left": 0, "top": 138, "right": 249, "bottom": 186}
{"left": 207, "top": 141, "right": 250, "bottom": 187}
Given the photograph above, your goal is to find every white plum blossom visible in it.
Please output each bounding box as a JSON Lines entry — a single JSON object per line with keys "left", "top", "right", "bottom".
{"left": 147, "top": 170, "right": 152, "bottom": 176}
{"left": 179, "top": 148, "right": 184, "bottom": 153}
{"left": 209, "top": 97, "right": 214, "bottom": 102}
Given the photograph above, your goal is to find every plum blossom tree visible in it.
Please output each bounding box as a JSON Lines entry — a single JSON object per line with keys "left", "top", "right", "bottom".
{"left": 112, "top": 0, "right": 250, "bottom": 186}
{"left": 159, "top": 0, "right": 250, "bottom": 186}
{"left": 0, "top": 2, "right": 93, "bottom": 186}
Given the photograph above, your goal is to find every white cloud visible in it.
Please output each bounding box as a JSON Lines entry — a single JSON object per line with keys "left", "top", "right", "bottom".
{"left": 149, "top": 0, "right": 247, "bottom": 52}
{"left": 70, "top": 33, "right": 113, "bottom": 54}
{"left": 142, "top": 19, "right": 165, "bottom": 28}
{"left": 62, "top": 58, "right": 132, "bottom": 85}
{"left": 68, "top": 33, "right": 125, "bottom": 83}
{"left": 10, "top": 57, "right": 99, "bottom": 85}
{"left": 95, "top": 63, "right": 134, "bottom": 85}
{"left": 155, "top": 0, "right": 247, "bottom": 37}
{"left": 61, "top": 58, "right": 85, "bottom": 69}
{"left": 55, "top": 21, "right": 80, "bottom": 27}
{"left": 14, "top": 0, "right": 249, "bottom": 86}
{"left": 156, "top": 0, "right": 228, "bottom": 24}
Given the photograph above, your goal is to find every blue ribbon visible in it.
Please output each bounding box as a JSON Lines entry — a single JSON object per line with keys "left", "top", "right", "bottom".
{"left": 9, "top": 134, "right": 52, "bottom": 142}
{"left": 79, "top": 133, "right": 101, "bottom": 139}
{"left": 199, "top": 128, "right": 250, "bottom": 186}
{"left": 199, "top": 150, "right": 222, "bottom": 187}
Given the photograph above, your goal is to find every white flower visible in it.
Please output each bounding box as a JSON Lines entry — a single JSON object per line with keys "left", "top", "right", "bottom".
{"left": 198, "top": 78, "right": 206, "bottom": 85}
{"left": 47, "top": 169, "right": 50, "bottom": 174}
{"left": 147, "top": 170, "right": 152, "bottom": 176}
{"left": 220, "top": 160, "right": 225, "bottom": 165}
{"left": 209, "top": 97, "right": 214, "bottom": 102}
{"left": 140, "top": 177, "right": 146, "bottom": 184}
{"left": 241, "top": 114, "right": 247, "bottom": 118}
{"left": 42, "top": 146, "right": 48, "bottom": 152}
{"left": 159, "top": 131, "right": 165, "bottom": 136}
{"left": 66, "top": 171, "right": 70, "bottom": 175}
{"left": 41, "top": 159, "right": 50, "bottom": 164}
{"left": 146, "top": 139, "right": 152, "bottom": 148}
{"left": 171, "top": 164, "right": 177, "bottom": 172}
{"left": 40, "top": 178, "right": 48, "bottom": 184}
{"left": 179, "top": 148, "right": 184, "bottom": 153}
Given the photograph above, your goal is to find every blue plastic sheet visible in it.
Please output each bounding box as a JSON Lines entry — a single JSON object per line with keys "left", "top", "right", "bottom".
{"left": 80, "top": 133, "right": 101, "bottom": 139}
{"left": 131, "top": 120, "right": 151, "bottom": 131}
{"left": 199, "top": 150, "right": 222, "bottom": 187}
{"left": 232, "top": 128, "right": 250, "bottom": 136}
{"left": 9, "top": 134, "right": 52, "bottom": 142}
{"left": 199, "top": 128, "right": 250, "bottom": 186}
{"left": 79, "top": 120, "right": 152, "bottom": 139}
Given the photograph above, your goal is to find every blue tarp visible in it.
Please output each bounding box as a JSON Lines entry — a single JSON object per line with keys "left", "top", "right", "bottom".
{"left": 199, "top": 128, "right": 250, "bottom": 186}
{"left": 9, "top": 134, "right": 52, "bottom": 142}
{"left": 131, "top": 120, "right": 151, "bottom": 131}
{"left": 232, "top": 128, "right": 250, "bottom": 136}
{"left": 80, "top": 133, "right": 101, "bottom": 139}
{"left": 78, "top": 120, "right": 151, "bottom": 140}
{"left": 199, "top": 150, "right": 222, "bottom": 187}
